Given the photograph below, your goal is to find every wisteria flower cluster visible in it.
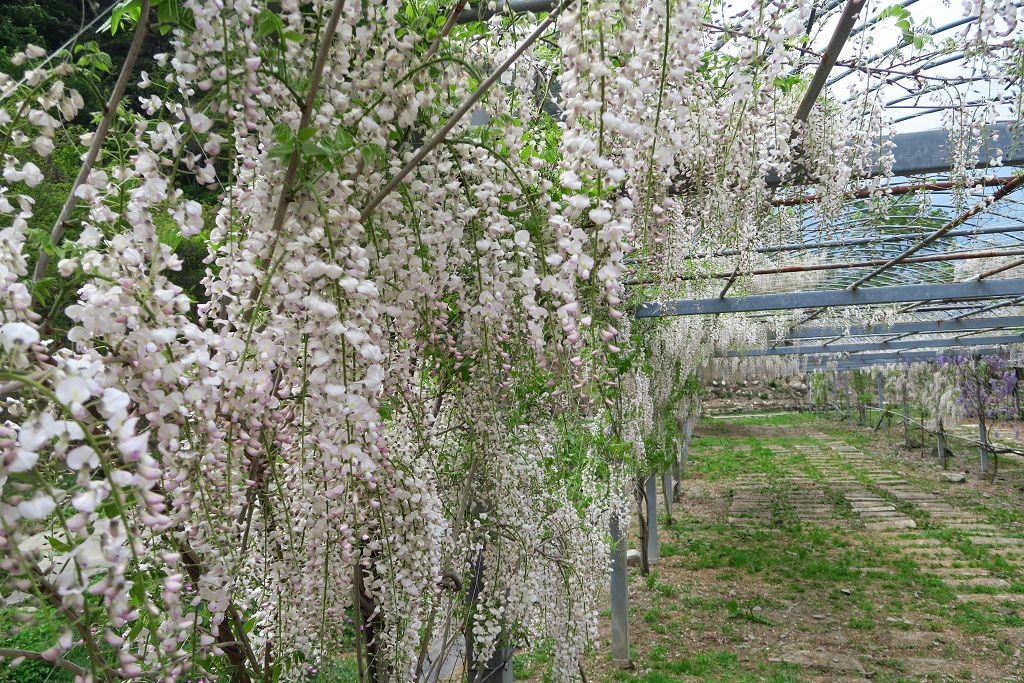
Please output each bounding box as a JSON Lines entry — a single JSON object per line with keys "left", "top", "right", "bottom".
{"left": 3, "top": 0, "right": 1022, "bottom": 680}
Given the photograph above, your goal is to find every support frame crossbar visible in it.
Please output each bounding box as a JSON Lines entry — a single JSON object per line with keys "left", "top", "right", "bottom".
{"left": 784, "top": 315, "right": 1024, "bottom": 340}
{"left": 798, "top": 346, "right": 1013, "bottom": 370}
{"left": 635, "top": 279, "right": 1024, "bottom": 318}
{"left": 725, "top": 333, "right": 1024, "bottom": 357}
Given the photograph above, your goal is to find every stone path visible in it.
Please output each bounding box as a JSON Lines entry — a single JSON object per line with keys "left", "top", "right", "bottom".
{"left": 700, "top": 430, "right": 1024, "bottom": 681}
{"left": 814, "top": 434, "right": 1024, "bottom": 608}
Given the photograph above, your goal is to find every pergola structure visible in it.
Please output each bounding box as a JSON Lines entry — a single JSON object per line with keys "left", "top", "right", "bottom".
{"left": 466, "top": 0, "right": 1023, "bottom": 672}
{"left": 461, "top": 2, "right": 1024, "bottom": 377}
{"left": 636, "top": 84, "right": 1024, "bottom": 373}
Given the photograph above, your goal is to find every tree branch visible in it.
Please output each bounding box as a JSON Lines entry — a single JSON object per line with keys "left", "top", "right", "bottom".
{"left": 0, "top": 648, "right": 88, "bottom": 678}
{"left": 359, "top": 0, "right": 574, "bottom": 222}
{"left": 33, "top": 0, "right": 152, "bottom": 281}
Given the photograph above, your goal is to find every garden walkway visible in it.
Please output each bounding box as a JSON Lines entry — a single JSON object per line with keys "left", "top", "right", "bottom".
{"left": 572, "top": 415, "right": 1024, "bottom": 683}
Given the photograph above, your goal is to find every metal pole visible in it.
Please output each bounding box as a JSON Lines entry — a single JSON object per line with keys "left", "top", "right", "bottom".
{"left": 636, "top": 278, "right": 1024, "bottom": 318}
{"left": 726, "top": 333, "right": 1024, "bottom": 358}
{"left": 635, "top": 246, "right": 1024, "bottom": 286}
{"left": 682, "top": 415, "right": 696, "bottom": 470}
{"left": 609, "top": 512, "right": 630, "bottom": 664}
{"left": 770, "top": 176, "right": 1013, "bottom": 207}
{"left": 672, "top": 448, "right": 682, "bottom": 502}
{"left": 876, "top": 373, "right": 885, "bottom": 427}
{"left": 845, "top": 379, "right": 853, "bottom": 420}
{"left": 902, "top": 367, "right": 911, "bottom": 447}
{"left": 978, "top": 413, "right": 990, "bottom": 474}
{"left": 937, "top": 421, "right": 947, "bottom": 468}
{"left": 684, "top": 220, "right": 1024, "bottom": 261}
{"left": 662, "top": 469, "right": 673, "bottom": 521}
{"left": 645, "top": 474, "right": 659, "bottom": 564}
{"left": 785, "top": 315, "right": 1024, "bottom": 341}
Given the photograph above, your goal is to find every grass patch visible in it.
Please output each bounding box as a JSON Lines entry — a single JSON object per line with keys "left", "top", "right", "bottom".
{"left": 847, "top": 615, "right": 875, "bottom": 630}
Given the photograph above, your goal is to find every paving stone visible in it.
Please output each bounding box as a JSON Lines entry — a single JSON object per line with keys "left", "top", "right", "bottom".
{"left": 866, "top": 519, "right": 917, "bottom": 530}
{"left": 944, "top": 576, "right": 1012, "bottom": 589}
{"left": 967, "top": 536, "right": 1024, "bottom": 546}
{"left": 898, "top": 545, "right": 958, "bottom": 555}
{"left": 957, "top": 593, "right": 1024, "bottom": 604}
{"left": 777, "top": 650, "right": 864, "bottom": 673}
{"left": 858, "top": 511, "right": 901, "bottom": 519}
{"left": 930, "top": 566, "right": 993, "bottom": 577}
{"left": 888, "top": 537, "right": 942, "bottom": 546}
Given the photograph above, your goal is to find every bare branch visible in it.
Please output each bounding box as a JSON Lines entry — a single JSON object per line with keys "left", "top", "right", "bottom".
{"left": 0, "top": 648, "right": 88, "bottom": 678}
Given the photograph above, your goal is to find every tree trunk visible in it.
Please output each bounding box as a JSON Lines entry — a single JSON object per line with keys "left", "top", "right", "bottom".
{"left": 937, "top": 419, "right": 947, "bottom": 469}
{"left": 465, "top": 547, "right": 513, "bottom": 683}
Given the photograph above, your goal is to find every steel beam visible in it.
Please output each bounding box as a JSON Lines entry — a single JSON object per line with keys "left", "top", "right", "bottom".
{"left": 684, "top": 222, "right": 1024, "bottom": 261}
{"left": 889, "top": 121, "right": 1024, "bottom": 174}
{"left": 645, "top": 474, "right": 659, "bottom": 564}
{"left": 638, "top": 247, "right": 1024, "bottom": 285}
{"left": 456, "top": 0, "right": 559, "bottom": 23}
{"left": 785, "top": 315, "right": 1024, "bottom": 340}
{"left": 725, "top": 333, "right": 1024, "bottom": 357}
{"left": 635, "top": 278, "right": 1024, "bottom": 318}
{"left": 800, "top": 346, "right": 1011, "bottom": 370}
{"left": 848, "top": 173, "right": 1024, "bottom": 289}
{"left": 770, "top": 176, "right": 1013, "bottom": 207}
{"left": 767, "top": 121, "right": 1024, "bottom": 186}
{"left": 609, "top": 512, "right": 630, "bottom": 663}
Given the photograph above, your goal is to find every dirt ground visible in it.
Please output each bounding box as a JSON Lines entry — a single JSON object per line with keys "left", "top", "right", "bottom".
{"left": 547, "top": 413, "right": 1024, "bottom": 683}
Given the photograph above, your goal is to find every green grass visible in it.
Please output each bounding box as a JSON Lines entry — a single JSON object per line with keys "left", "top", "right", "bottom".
{"left": 848, "top": 615, "right": 875, "bottom": 630}
{"left": 642, "top": 607, "right": 663, "bottom": 624}
{"left": 614, "top": 646, "right": 805, "bottom": 682}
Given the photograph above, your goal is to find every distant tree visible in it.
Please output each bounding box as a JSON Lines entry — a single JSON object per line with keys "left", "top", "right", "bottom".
{"left": 939, "top": 354, "right": 1018, "bottom": 478}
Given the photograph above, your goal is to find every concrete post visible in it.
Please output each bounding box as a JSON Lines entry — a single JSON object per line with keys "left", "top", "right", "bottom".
{"left": 645, "top": 474, "right": 659, "bottom": 564}
{"left": 609, "top": 513, "right": 629, "bottom": 664}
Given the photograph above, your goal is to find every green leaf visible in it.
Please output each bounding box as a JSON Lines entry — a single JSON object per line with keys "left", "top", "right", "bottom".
{"left": 269, "top": 144, "right": 294, "bottom": 160}
{"left": 360, "top": 143, "right": 386, "bottom": 169}
{"left": 104, "top": 0, "right": 143, "bottom": 34}
{"left": 282, "top": 30, "right": 304, "bottom": 42}
{"left": 301, "top": 141, "right": 329, "bottom": 157}
{"left": 156, "top": 0, "right": 185, "bottom": 34}
{"left": 272, "top": 123, "right": 293, "bottom": 145}
{"left": 47, "top": 536, "right": 73, "bottom": 552}
{"left": 129, "top": 577, "right": 148, "bottom": 605}
{"left": 876, "top": 4, "right": 911, "bottom": 21}
{"left": 297, "top": 127, "right": 317, "bottom": 142}
{"left": 95, "top": 498, "right": 120, "bottom": 519}
{"left": 334, "top": 128, "right": 354, "bottom": 150}
{"left": 255, "top": 9, "right": 283, "bottom": 39}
